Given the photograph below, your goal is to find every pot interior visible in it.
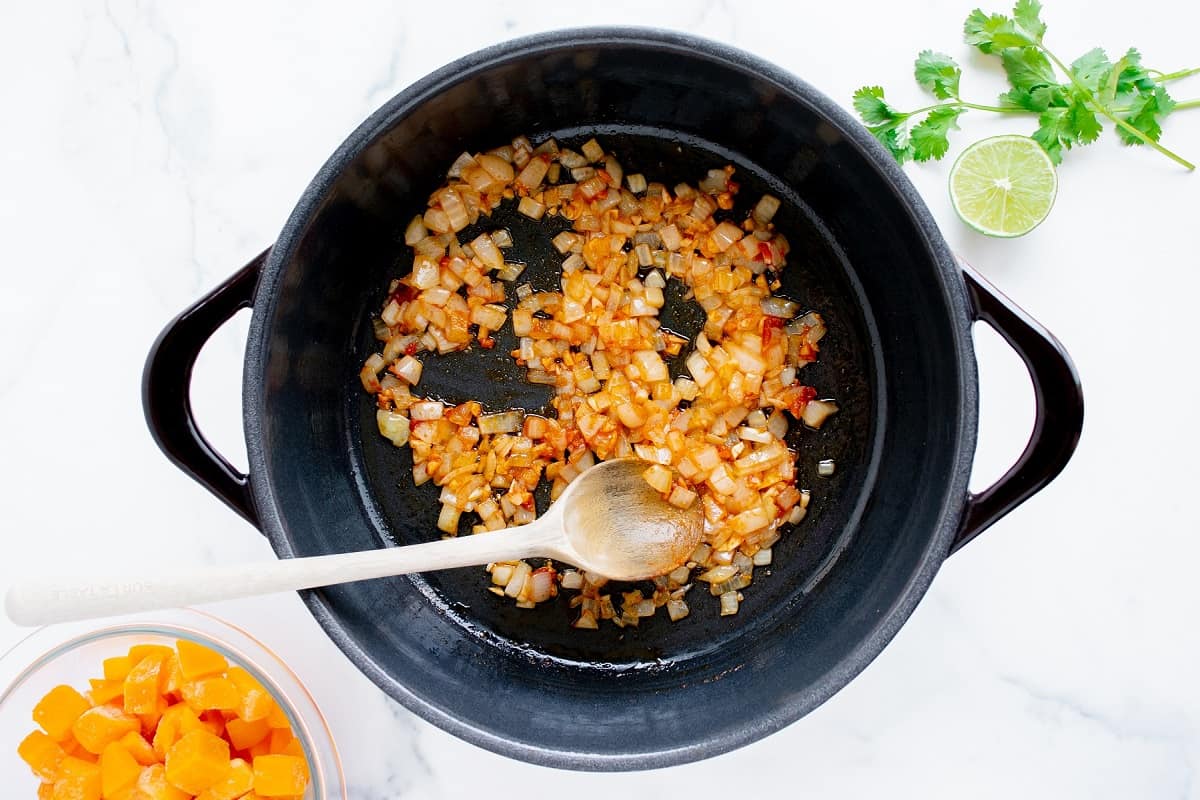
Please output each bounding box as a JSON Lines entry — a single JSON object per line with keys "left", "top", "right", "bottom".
{"left": 249, "top": 31, "right": 971, "bottom": 767}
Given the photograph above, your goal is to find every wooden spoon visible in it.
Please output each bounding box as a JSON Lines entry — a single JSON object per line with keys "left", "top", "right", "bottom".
{"left": 5, "top": 458, "right": 703, "bottom": 626}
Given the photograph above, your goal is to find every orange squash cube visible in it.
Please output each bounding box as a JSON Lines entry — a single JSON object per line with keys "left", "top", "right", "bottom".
{"left": 71, "top": 705, "right": 140, "bottom": 755}
{"left": 123, "top": 654, "right": 167, "bottom": 715}
{"left": 99, "top": 741, "right": 141, "bottom": 797}
{"left": 227, "top": 667, "right": 273, "bottom": 722}
{"left": 34, "top": 685, "right": 92, "bottom": 741}
{"left": 199, "top": 710, "right": 227, "bottom": 738}
{"left": 164, "top": 730, "right": 232, "bottom": 794}
{"left": 225, "top": 716, "right": 270, "bottom": 751}
{"left": 126, "top": 644, "right": 173, "bottom": 663}
{"left": 51, "top": 756, "right": 101, "bottom": 800}
{"left": 265, "top": 699, "right": 290, "bottom": 729}
{"left": 182, "top": 677, "right": 240, "bottom": 713}
{"left": 134, "top": 764, "right": 190, "bottom": 800}
{"left": 267, "top": 728, "right": 293, "bottom": 754}
{"left": 248, "top": 738, "right": 272, "bottom": 758}
{"left": 151, "top": 704, "right": 199, "bottom": 761}
{"left": 138, "top": 695, "right": 168, "bottom": 738}
{"left": 18, "top": 729, "right": 67, "bottom": 780}
{"left": 252, "top": 754, "right": 308, "bottom": 797}
{"left": 175, "top": 639, "right": 229, "bottom": 681}
{"left": 87, "top": 679, "right": 125, "bottom": 706}
{"left": 159, "top": 654, "right": 185, "bottom": 697}
{"left": 38, "top": 782, "right": 55, "bottom": 800}
{"left": 118, "top": 731, "right": 157, "bottom": 766}
{"left": 281, "top": 737, "right": 304, "bottom": 759}
{"left": 194, "top": 758, "right": 253, "bottom": 800}
{"left": 102, "top": 656, "right": 135, "bottom": 682}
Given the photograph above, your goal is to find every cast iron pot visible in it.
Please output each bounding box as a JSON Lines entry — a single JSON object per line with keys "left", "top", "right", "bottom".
{"left": 142, "top": 28, "right": 1083, "bottom": 770}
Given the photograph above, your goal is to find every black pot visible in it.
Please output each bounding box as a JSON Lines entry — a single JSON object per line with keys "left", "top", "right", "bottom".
{"left": 143, "top": 28, "right": 1083, "bottom": 770}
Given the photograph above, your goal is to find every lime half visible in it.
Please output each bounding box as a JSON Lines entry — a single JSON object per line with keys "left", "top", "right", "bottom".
{"left": 949, "top": 135, "right": 1058, "bottom": 237}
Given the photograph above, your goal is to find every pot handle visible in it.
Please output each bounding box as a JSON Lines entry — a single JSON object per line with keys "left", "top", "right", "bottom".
{"left": 951, "top": 261, "right": 1083, "bottom": 553}
{"left": 142, "top": 249, "right": 269, "bottom": 529}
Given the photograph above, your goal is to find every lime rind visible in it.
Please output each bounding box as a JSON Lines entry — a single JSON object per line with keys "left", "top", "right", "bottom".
{"left": 949, "top": 134, "right": 1058, "bottom": 238}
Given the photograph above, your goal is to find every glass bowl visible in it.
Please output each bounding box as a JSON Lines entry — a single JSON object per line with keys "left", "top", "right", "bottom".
{"left": 0, "top": 608, "right": 345, "bottom": 798}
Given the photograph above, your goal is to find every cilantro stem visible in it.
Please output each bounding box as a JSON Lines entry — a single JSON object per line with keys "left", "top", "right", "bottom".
{"left": 1041, "top": 46, "right": 1196, "bottom": 170}
{"left": 1152, "top": 67, "right": 1200, "bottom": 83}
{"left": 1175, "top": 99, "right": 1200, "bottom": 110}
{"left": 903, "top": 100, "right": 1024, "bottom": 117}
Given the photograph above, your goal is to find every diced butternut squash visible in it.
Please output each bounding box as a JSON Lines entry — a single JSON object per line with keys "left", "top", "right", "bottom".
{"left": 51, "top": 756, "right": 102, "bottom": 800}
{"left": 102, "top": 657, "right": 134, "bottom": 682}
{"left": 164, "top": 730, "right": 231, "bottom": 794}
{"left": 119, "top": 731, "right": 157, "bottom": 766}
{"left": 137, "top": 696, "right": 168, "bottom": 738}
{"left": 225, "top": 716, "right": 270, "bottom": 751}
{"left": 151, "top": 704, "right": 200, "bottom": 761}
{"left": 126, "top": 645, "right": 173, "bottom": 664}
{"left": 194, "top": 758, "right": 253, "bottom": 800}
{"left": 19, "top": 639, "right": 308, "bottom": 798}
{"left": 199, "top": 710, "right": 227, "bottom": 738}
{"left": 265, "top": 700, "right": 290, "bottom": 730}
{"left": 71, "top": 706, "right": 140, "bottom": 755}
{"left": 88, "top": 679, "right": 125, "bottom": 706}
{"left": 134, "top": 764, "right": 189, "bottom": 800}
{"left": 123, "top": 655, "right": 167, "bottom": 715}
{"left": 18, "top": 729, "right": 66, "bottom": 780}
{"left": 60, "top": 734, "right": 85, "bottom": 758}
{"left": 227, "top": 667, "right": 272, "bottom": 722}
{"left": 159, "top": 654, "right": 184, "bottom": 698}
{"left": 252, "top": 754, "right": 307, "bottom": 797}
{"left": 99, "top": 741, "right": 141, "bottom": 798}
{"left": 175, "top": 639, "right": 229, "bottom": 681}
{"left": 267, "top": 728, "right": 293, "bottom": 754}
{"left": 34, "top": 685, "right": 92, "bottom": 741}
{"left": 182, "top": 677, "right": 240, "bottom": 713}
{"left": 281, "top": 737, "right": 305, "bottom": 759}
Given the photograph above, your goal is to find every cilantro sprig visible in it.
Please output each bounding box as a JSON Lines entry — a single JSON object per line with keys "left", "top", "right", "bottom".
{"left": 854, "top": 0, "right": 1198, "bottom": 169}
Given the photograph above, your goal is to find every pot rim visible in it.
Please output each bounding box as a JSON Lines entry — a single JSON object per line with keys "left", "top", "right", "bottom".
{"left": 242, "top": 25, "right": 978, "bottom": 770}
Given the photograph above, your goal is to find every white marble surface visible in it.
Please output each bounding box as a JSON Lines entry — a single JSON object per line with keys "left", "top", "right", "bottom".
{"left": 3, "top": 0, "right": 1199, "bottom": 796}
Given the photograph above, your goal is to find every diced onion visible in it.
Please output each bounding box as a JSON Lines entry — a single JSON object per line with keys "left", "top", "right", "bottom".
{"left": 478, "top": 411, "right": 524, "bottom": 434}
{"left": 410, "top": 401, "right": 444, "bottom": 421}
{"left": 753, "top": 194, "right": 781, "bottom": 223}
{"left": 360, "top": 133, "right": 838, "bottom": 626}
{"left": 801, "top": 399, "right": 839, "bottom": 429}
{"left": 376, "top": 410, "right": 410, "bottom": 446}
{"left": 760, "top": 296, "right": 800, "bottom": 318}
{"left": 392, "top": 355, "right": 423, "bottom": 385}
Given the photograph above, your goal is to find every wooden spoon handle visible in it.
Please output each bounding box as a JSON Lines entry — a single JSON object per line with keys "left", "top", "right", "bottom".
{"left": 5, "top": 521, "right": 562, "bottom": 627}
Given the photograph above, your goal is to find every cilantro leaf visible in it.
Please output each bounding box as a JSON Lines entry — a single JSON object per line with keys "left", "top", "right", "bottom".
{"left": 999, "top": 47, "right": 1064, "bottom": 110}
{"left": 876, "top": 127, "right": 914, "bottom": 164}
{"left": 914, "top": 51, "right": 962, "bottom": 100}
{"left": 1032, "top": 95, "right": 1100, "bottom": 163}
{"left": 1067, "top": 96, "right": 1103, "bottom": 144}
{"left": 1032, "top": 107, "right": 1071, "bottom": 163}
{"left": 853, "top": 86, "right": 914, "bottom": 162}
{"left": 1070, "top": 48, "right": 1113, "bottom": 93}
{"left": 1113, "top": 48, "right": 1155, "bottom": 96}
{"left": 911, "top": 107, "right": 964, "bottom": 161}
{"left": 853, "top": 86, "right": 901, "bottom": 126}
{"left": 1013, "top": 0, "right": 1046, "bottom": 41}
{"left": 856, "top": 3, "right": 1195, "bottom": 172}
{"left": 1117, "top": 84, "right": 1176, "bottom": 144}
{"left": 964, "top": 9, "right": 1036, "bottom": 53}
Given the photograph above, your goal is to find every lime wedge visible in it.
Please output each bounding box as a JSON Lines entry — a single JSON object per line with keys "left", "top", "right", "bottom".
{"left": 949, "top": 135, "right": 1058, "bottom": 238}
